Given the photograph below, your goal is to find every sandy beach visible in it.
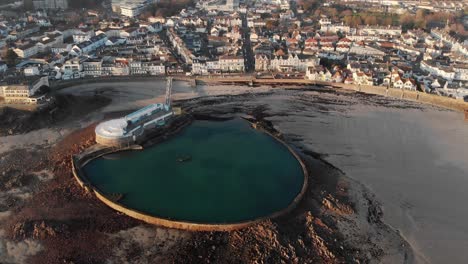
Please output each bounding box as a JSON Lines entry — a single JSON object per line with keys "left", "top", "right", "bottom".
{"left": 0, "top": 79, "right": 466, "bottom": 263}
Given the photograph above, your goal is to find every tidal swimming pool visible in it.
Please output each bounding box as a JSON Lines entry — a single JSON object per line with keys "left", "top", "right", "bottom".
{"left": 83, "top": 119, "right": 305, "bottom": 224}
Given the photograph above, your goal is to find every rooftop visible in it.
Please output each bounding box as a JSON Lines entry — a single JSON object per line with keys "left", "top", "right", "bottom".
{"left": 1, "top": 75, "right": 44, "bottom": 86}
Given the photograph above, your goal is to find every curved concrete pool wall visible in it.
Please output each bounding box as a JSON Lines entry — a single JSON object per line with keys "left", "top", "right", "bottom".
{"left": 95, "top": 133, "right": 138, "bottom": 148}
{"left": 71, "top": 123, "right": 309, "bottom": 232}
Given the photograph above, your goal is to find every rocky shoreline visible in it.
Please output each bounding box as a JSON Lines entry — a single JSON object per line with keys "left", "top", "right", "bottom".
{"left": 0, "top": 85, "right": 417, "bottom": 263}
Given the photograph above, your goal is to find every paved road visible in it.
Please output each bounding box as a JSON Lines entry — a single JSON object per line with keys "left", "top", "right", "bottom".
{"left": 241, "top": 13, "right": 255, "bottom": 73}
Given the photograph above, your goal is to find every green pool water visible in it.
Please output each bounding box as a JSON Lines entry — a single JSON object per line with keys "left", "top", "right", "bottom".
{"left": 84, "top": 119, "right": 305, "bottom": 223}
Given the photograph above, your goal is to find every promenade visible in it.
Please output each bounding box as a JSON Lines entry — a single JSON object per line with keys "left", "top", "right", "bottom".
{"left": 48, "top": 75, "right": 468, "bottom": 113}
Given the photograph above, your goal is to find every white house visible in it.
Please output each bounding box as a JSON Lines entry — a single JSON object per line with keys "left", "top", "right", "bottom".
{"left": 62, "top": 57, "right": 84, "bottom": 78}
{"left": 140, "top": 22, "right": 163, "bottom": 33}
{"left": 269, "top": 53, "right": 319, "bottom": 72}
{"left": 207, "top": 59, "right": 220, "bottom": 73}
{"left": 83, "top": 58, "right": 103, "bottom": 77}
{"left": 306, "top": 66, "right": 332, "bottom": 82}
{"left": 358, "top": 25, "right": 402, "bottom": 37}
{"left": 24, "top": 66, "right": 40, "bottom": 76}
{"left": 72, "top": 29, "right": 95, "bottom": 44}
{"left": 192, "top": 59, "right": 208, "bottom": 75}
{"left": 318, "top": 51, "right": 345, "bottom": 60}
{"left": 111, "top": 61, "right": 130, "bottom": 76}
{"left": 353, "top": 72, "right": 374, "bottom": 86}
{"left": 143, "top": 61, "right": 166, "bottom": 75}
{"left": 420, "top": 60, "right": 456, "bottom": 81}
{"left": 453, "top": 64, "right": 468, "bottom": 81}
{"left": 321, "top": 23, "right": 351, "bottom": 34}
{"left": 218, "top": 55, "right": 244, "bottom": 73}
{"left": 255, "top": 54, "right": 270, "bottom": 72}
{"left": 2, "top": 76, "right": 49, "bottom": 104}
{"left": 70, "top": 33, "right": 108, "bottom": 55}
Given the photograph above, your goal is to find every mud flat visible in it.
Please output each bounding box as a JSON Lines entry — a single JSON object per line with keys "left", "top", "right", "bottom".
{"left": 0, "top": 80, "right": 466, "bottom": 263}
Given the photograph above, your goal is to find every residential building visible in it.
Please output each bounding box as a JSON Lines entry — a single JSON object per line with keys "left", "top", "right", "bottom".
{"left": 13, "top": 24, "right": 40, "bottom": 40}
{"left": 70, "top": 33, "right": 108, "bottom": 55}
{"left": 14, "top": 43, "right": 39, "bottom": 58}
{"left": 83, "top": 58, "right": 103, "bottom": 77}
{"left": 358, "top": 25, "right": 402, "bottom": 37}
{"left": 73, "top": 29, "right": 95, "bottom": 44}
{"left": 113, "top": 0, "right": 155, "bottom": 17}
{"left": 306, "top": 66, "right": 332, "bottom": 82}
{"left": 255, "top": 54, "right": 270, "bottom": 72}
{"left": 218, "top": 55, "right": 244, "bottom": 73}
{"left": 353, "top": 71, "right": 374, "bottom": 86}
{"left": 420, "top": 60, "right": 456, "bottom": 81}
{"left": 321, "top": 23, "right": 352, "bottom": 34}
{"left": 269, "top": 53, "right": 319, "bottom": 72}
{"left": 24, "top": 66, "right": 40, "bottom": 76}
{"left": 62, "top": 57, "right": 83, "bottom": 76}
{"left": 192, "top": 59, "right": 208, "bottom": 75}
{"left": 1, "top": 76, "right": 49, "bottom": 104}
{"left": 32, "top": 0, "right": 68, "bottom": 10}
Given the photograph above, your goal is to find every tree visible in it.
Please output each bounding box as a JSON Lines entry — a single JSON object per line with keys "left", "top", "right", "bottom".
{"left": 343, "top": 15, "right": 362, "bottom": 27}
{"left": 266, "top": 20, "right": 279, "bottom": 30}
{"left": 343, "top": 15, "right": 352, "bottom": 26}
{"left": 382, "top": 17, "right": 393, "bottom": 26}
{"left": 414, "top": 9, "right": 427, "bottom": 28}
{"left": 363, "top": 15, "right": 378, "bottom": 25}
{"left": 5, "top": 49, "right": 18, "bottom": 66}
{"left": 415, "top": 9, "right": 427, "bottom": 21}
{"left": 341, "top": 10, "right": 353, "bottom": 17}
{"left": 399, "top": 12, "right": 415, "bottom": 30}
{"left": 450, "top": 23, "right": 468, "bottom": 38}
{"left": 298, "top": 0, "right": 319, "bottom": 12}
{"left": 325, "top": 7, "right": 338, "bottom": 18}
{"left": 350, "top": 16, "right": 362, "bottom": 27}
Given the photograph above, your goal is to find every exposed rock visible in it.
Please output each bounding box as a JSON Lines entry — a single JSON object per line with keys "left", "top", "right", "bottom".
{"left": 322, "top": 194, "right": 354, "bottom": 215}
{"left": 13, "top": 220, "right": 70, "bottom": 240}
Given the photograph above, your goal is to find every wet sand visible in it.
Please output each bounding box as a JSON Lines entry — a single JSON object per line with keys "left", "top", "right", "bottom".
{"left": 288, "top": 105, "right": 468, "bottom": 264}
{"left": 242, "top": 90, "right": 468, "bottom": 264}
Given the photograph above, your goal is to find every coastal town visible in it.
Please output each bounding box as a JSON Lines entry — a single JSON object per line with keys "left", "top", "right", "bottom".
{"left": 1, "top": 1, "right": 468, "bottom": 264}
{"left": 0, "top": 0, "right": 466, "bottom": 105}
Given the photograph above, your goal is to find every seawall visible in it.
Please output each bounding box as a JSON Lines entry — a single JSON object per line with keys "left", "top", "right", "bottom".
{"left": 50, "top": 75, "right": 194, "bottom": 91}
{"left": 321, "top": 82, "right": 468, "bottom": 112}
{"left": 200, "top": 77, "right": 468, "bottom": 112}
{"left": 53, "top": 76, "right": 468, "bottom": 113}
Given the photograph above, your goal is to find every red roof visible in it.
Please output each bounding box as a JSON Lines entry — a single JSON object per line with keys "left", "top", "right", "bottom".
{"left": 379, "top": 42, "right": 395, "bottom": 48}
{"left": 305, "top": 37, "right": 318, "bottom": 43}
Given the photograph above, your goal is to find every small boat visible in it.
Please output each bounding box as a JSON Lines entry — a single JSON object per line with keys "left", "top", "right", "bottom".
{"left": 176, "top": 155, "right": 192, "bottom": 163}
